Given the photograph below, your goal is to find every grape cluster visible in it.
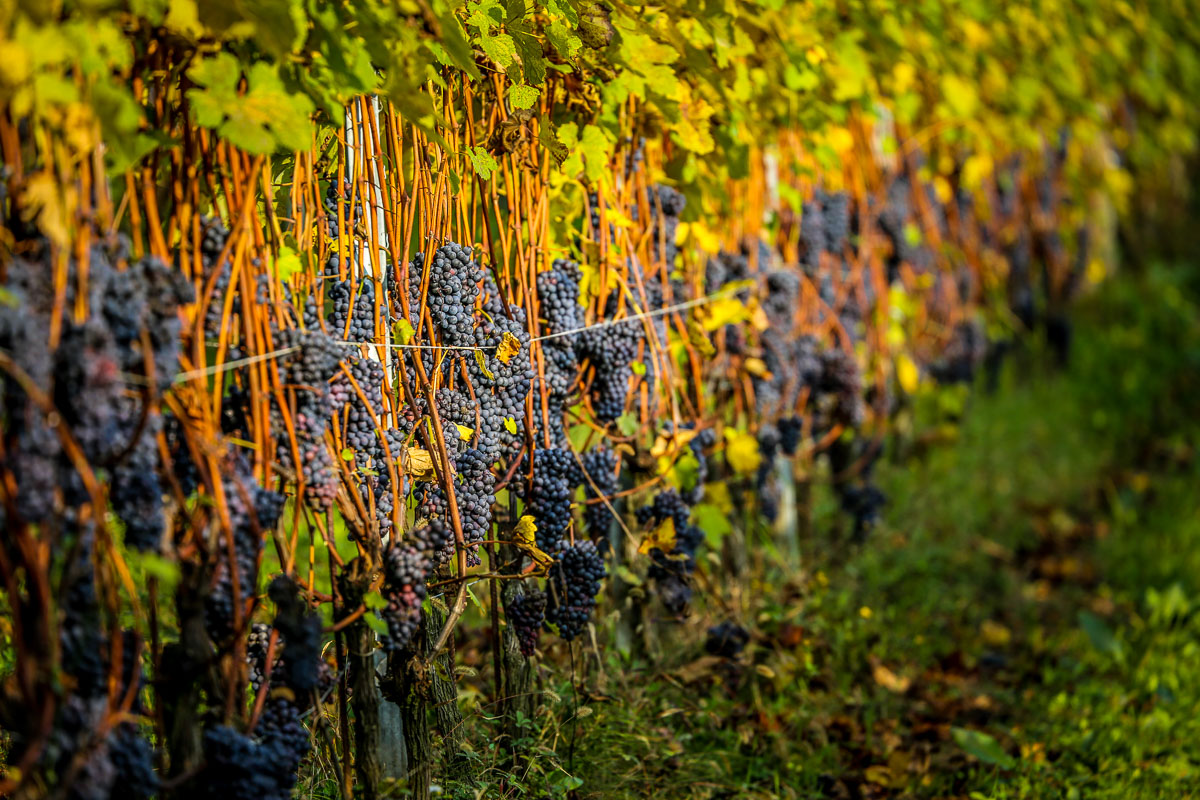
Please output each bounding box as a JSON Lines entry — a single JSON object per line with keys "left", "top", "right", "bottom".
{"left": 705, "top": 622, "right": 750, "bottom": 658}
{"left": 545, "top": 539, "right": 606, "bottom": 642}
{"left": 474, "top": 278, "right": 535, "bottom": 459}
{"left": 817, "top": 347, "right": 865, "bottom": 430}
{"left": 409, "top": 242, "right": 483, "bottom": 348}
{"left": 636, "top": 488, "right": 705, "bottom": 617}
{"left": 329, "top": 278, "right": 382, "bottom": 342}
{"left": 0, "top": 233, "right": 191, "bottom": 546}
{"left": 43, "top": 532, "right": 160, "bottom": 800}
{"left": 535, "top": 259, "right": 585, "bottom": 444}
{"left": 578, "top": 313, "right": 642, "bottom": 422}
{"left": 800, "top": 196, "right": 825, "bottom": 270}
{"left": 527, "top": 448, "right": 580, "bottom": 552}
{"left": 449, "top": 448, "right": 496, "bottom": 566}
{"left": 648, "top": 184, "right": 686, "bottom": 270}
{"left": 199, "top": 701, "right": 311, "bottom": 800}
{"left": 819, "top": 190, "right": 851, "bottom": 255}
{"left": 205, "top": 457, "right": 284, "bottom": 642}
{"left": 840, "top": 483, "right": 887, "bottom": 543}
{"left": 379, "top": 544, "right": 430, "bottom": 651}
{"left": 579, "top": 446, "right": 619, "bottom": 540}
{"left": 705, "top": 249, "right": 752, "bottom": 296}
{"left": 506, "top": 588, "right": 547, "bottom": 656}
{"left": 929, "top": 320, "right": 987, "bottom": 384}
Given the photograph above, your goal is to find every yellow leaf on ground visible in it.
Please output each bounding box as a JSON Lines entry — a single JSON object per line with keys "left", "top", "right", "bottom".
{"left": 981, "top": 619, "right": 1012, "bottom": 647}
{"left": 872, "top": 662, "right": 912, "bottom": 694}
{"left": 864, "top": 765, "right": 892, "bottom": 786}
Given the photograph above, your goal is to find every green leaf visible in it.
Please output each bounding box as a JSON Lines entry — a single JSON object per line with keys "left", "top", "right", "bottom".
{"left": 506, "top": 0, "right": 546, "bottom": 84}
{"left": 538, "top": 114, "right": 569, "bottom": 164}
{"left": 365, "top": 613, "right": 389, "bottom": 636}
{"left": 630, "top": 360, "right": 646, "bottom": 376}
{"left": 578, "top": 124, "right": 611, "bottom": 184}
{"left": 467, "top": 145, "right": 499, "bottom": 180}
{"left": 616, "top": 411, "right": 638, "bottom": 437}
{"left": 615, "top": 565, "right": 642, "bottom": 586}
{"left": 693, "top": 503, "right": 732, "bottom": 548}
{"left": 186, "top": 55, "right": 315, "bottom": 154}
{"left": 951, "top": 727, "right": 1015, "bottom": 769}
{"left": 479, "top": 32, "right": 517, "bottom": 69}
{"left": 546, "top": 19, "right": 582, "bottom": 60}
{"left": 433, "top": 1, "right": 482, "bottom": 79}
{"left": 509, "top": 84, "right": 539, "bottom": 110}
{"left": 341, "top": 448, "right": 355, "bottom": 461}
{"left": 394, "top": 318, "right": 415, "bottom": 344}
{"left": 274, "top": 246, "right": 302, "bottom": 282}
{"left": 364, "top": 592, "right": 388, "bottom": 610}
{"left": 1079, "top": 611, "right": 1124, "bottom": 660}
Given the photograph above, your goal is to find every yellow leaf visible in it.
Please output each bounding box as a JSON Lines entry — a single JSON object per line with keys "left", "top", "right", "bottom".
{"left": 0, "top": 41, "right": 31, "bottom": 87}
{"left": 406, "top": 447, "right": 436, "bottom": 480}
{"left": 473, "top": 350, "right": 495, "bottom": 380}
{"left": 21, "top": 172, "right": 72, "bottom": 247}
{"left": 495, "top": 331, "right": 522, "bottom": 363}
{"left": 941, "top": 74, "right": 979, "bottom": 118}
{"left": 724, "top": 430, "right": 761, "bottom": 475}
{"left": 892, "top": 61, "right": 916, "bottom": 93}
{"left": 872, "top": 663, "right": 911, "bottom": 694}
{"left": 743, "top": 357, "right": 771, "bottom": 378}
{"left": 933, "top": 176, "right": 953, "bottom": 204}
{"left": 864, "top": 765, "right": 892, "bottom": 786}
{"left": 981, "top": 619, "right": 1011, "bottom": 647}
{"left": 750, "top": 304, "right": 770, "bottom": 331}
{"left": 961, "top": 152, "right": 994, "bottom": 191}
{"left": 603, "top": 207, "right": 634, "bottom": 228}
{"left": 687, "top": 221, "right": 721, "bottom": 254}
{"left": 702, "top": 297, "right": 751, "bottom": 332}
{"left": 638, "top": 516, "right": 677, "bottom": 555}
{"left": 825, "top": 126, "right": 855, "bottom": 156}
{"left": 686, "top": 318, "right": 715, "bottom": 357}
{"left": 651, "top": 428, "right": 697, "bottom": 459}
{"left": 455, "top": 424, "right": 474, "bottom": 441}
{"left": 896, "top": 354, "right": 919, "bottom": 394}
{"left": 513, "top": 515, "right": 555, "bottom": 565}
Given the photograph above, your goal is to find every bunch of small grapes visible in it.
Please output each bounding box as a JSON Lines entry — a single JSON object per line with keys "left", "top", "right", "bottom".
{"left": 506, "top": 588, "right": 547, "bottom": 656}
{"left": 545, "top": 539, "right": 606, "bottom": 642}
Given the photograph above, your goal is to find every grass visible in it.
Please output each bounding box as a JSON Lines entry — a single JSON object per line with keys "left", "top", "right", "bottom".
{"left": 469, "top": 264, "right": 1200, "bottom": 799}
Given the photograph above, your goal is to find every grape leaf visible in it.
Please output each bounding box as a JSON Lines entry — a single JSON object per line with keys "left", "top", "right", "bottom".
{"left": 467, "top": 145, "right": 500, "bottom": 180}
{"left": 509, "top": 84, "right": 540, "bottom": 110}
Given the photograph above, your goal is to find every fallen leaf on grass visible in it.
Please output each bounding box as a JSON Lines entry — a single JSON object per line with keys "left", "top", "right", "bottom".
{"left": 872, "top": 661, "right": 912, "bottom": 694}
{"left": 951, "top": 726, "right": 1014, "bottom": 769}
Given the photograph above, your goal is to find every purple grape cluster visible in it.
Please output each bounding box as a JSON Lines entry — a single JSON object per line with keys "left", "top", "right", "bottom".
{"left": 527, "top": 448, "right": 580, "bottom": 552}
{"left": 545, "top": 539, "right": 606, "bottom": 642}
{"left": 535, "top": 259, "right": 584, "bottom": 444}
{"left": 379, "top": 544, "right": 430, "bottom": 651}
{"left": 409, "top": 242, "right": 483, "bottom": 348}
{"left": 579, "top": 446, "right": 619, "bottom": 540}
{"left": 637, "top": 488, "right": 706, "bottom": 617}
{"left": 507, "top": 588, "right": 547, "bottom": 656}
